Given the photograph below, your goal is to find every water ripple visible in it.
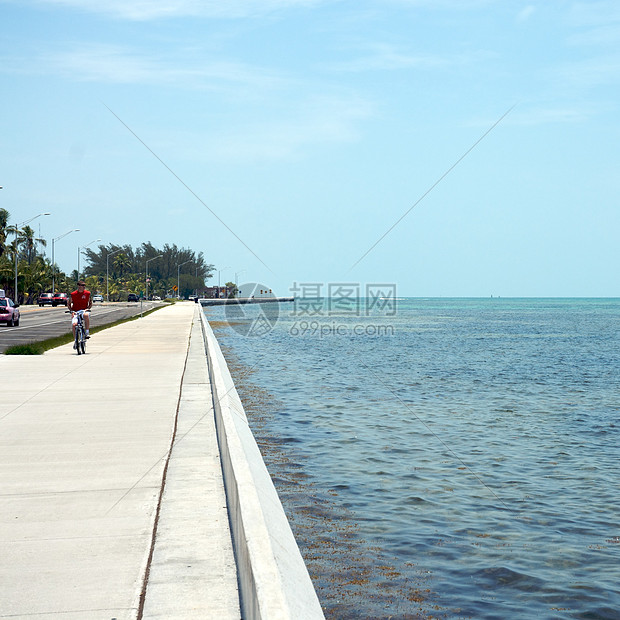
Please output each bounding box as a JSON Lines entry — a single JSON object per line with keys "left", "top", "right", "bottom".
{"left": 209, "top": 298, "right": 620, "bottom": 619}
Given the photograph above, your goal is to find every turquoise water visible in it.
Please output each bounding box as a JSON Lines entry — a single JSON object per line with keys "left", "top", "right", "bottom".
{"left": 206, "top": 298, "right": 620, "bottom": 619}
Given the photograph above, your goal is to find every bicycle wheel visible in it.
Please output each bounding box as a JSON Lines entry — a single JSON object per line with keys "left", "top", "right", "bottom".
{"left": 80, "top": 331, "right": 86, "bottom": 354}
{"left": 75, "top": 324, "right": 84, "bottom": 355}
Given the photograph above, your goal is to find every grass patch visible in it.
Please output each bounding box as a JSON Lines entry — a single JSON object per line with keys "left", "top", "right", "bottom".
{"left": 3, "top": 343, "right": 45, "bottom": 355}
{"left": 3, "top": 305, "right": 165, "bottom": 355}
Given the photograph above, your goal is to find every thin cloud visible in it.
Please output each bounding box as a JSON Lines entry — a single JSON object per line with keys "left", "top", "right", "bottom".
{"left": 16, "top": 44, "right": 289, "bottom": 92}
{"left": 24, "top": 0, "right": 326, "bottom": 20}
{"left": 386, "top": 0, "right": 493, "bottom": 8}
{"left": 516, "top": 5, "right": 536, "bottom": 23}
{"left": 329, "top": 43, "right": 493, "bottom": 73}
{"left": 567, "top": 2, "right": 620, "bottom": 47}
{"left": 331, "top": 46, "right": 452, "bottom": 73}
{"left": 557, "top": 54, "right": 620, "bottom": 90}
{"left": 196, "top": 95, "right": 374, "bottom": 162}
{"left": 461, "top": 99, "right": 601, "bottom": 129}
{"left": 568, "top": 1, "right": 620, "bottom": 28}
{"left": 501, "top": 105, "right": 592, "bottom": 126}
{"left": 568, "top": 23, "right": 620, "bottom": 47}
{"left": 141, "top": 94, "right": 373, "bottom": 164}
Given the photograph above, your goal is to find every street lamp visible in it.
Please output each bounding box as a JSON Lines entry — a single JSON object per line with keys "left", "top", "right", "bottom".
{"left": 77, "top": 238, "right": 101, "bottom": 280}
{"left": 177, "top": 260, "right": 192, "bottom": 299}
{"left": 106, "top": 248, "right": 122, "bottom": 302}
{"left": 146, "top": 255, "right": 163, "bottom": 302}
{"left": 218, "top": 266, "right": 230, "bottom": 298}
{"left": 52, "top": 229, "right": 79, "bottom": 293}
{"left": 14, "top": 212, "right": 51, "bottom": 301}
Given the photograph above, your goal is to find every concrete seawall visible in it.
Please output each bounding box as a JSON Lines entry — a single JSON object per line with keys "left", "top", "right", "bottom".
{"left": 199, "top": 310, "right": 324, "bottom": 620}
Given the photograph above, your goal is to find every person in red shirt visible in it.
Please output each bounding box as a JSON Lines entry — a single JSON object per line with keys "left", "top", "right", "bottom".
{"left": 68, "top": 281, "right": 92, "bottom": 339}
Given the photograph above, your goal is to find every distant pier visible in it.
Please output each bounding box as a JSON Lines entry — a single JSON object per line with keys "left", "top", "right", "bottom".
{"left": 200, "top": 296, "right": 294, "bottom": 306}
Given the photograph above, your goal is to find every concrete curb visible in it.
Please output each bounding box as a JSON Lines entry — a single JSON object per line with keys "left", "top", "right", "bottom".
{"left": 198, "top": 311, "right": 324, "bottom": 620}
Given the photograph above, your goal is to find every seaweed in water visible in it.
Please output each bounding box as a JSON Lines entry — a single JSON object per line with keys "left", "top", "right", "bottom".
{"left": 216, "top": 333, "right": 446, "bottom": 619}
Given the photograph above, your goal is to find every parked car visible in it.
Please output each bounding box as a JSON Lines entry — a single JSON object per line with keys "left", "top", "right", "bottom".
{"left": 0, "top": 289, "right": 20, "bottom": 327}
{"left": 38, "top": 292, "right": 54, "bottom": 306}
{"left": 92, "top": 294, "right": 104, "bottom": 303}
{"left": 128, "top": 293, "right": 140, "bottom": 302}
{"left": 52, "top": 292, "right": 68, "bottom": 307}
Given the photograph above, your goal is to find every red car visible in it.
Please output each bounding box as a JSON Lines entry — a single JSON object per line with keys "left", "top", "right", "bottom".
{"left": 38, "top": 292, "right": 54, "bottom": 306}
{"left": 52, "top": 292, "right": 69, "bottom": 307}
{"left": 0, "top": 290, "right": 20, "bottom": 327}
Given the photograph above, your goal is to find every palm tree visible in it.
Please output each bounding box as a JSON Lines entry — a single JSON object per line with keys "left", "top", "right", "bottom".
{"left": 22, "top": 256, "right": 51, "bottom": 302}
{"left": 18, "top": 225, "right": 46, "bottom": 264}
{"left": 108, "top": 280, "right": 122, "bottom": 301}
{"left": 84, "top": 275, "right": 100, "bottom": 293}
{"left": 82, "top": 244, "right": 136, "bottom": 278}
{"left": 4, "top": 237, "right": 20, "bottom": 297}
{"left": 113, "top": 253, "right": 131, "bottom": 277}
{"left": 0, "top": 208, "right": 10, "bottom": 259}
{"left": 0, "top": 251, "right": 13, "bottom": 291}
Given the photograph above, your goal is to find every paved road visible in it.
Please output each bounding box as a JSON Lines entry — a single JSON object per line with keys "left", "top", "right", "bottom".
{"left": 0, "top": 301, "right": 163, "bottom": 353}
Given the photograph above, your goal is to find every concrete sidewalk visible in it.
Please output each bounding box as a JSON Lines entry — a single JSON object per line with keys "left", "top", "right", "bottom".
{"left": 0, "top": 303, "right": 240, "bottom": 619}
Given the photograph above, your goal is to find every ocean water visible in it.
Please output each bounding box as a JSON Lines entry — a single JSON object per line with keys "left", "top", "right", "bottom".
{"left": 205, "top": 298, "right": 620, "bottom": 619}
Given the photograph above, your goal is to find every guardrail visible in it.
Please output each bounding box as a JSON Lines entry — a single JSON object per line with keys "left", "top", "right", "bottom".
{"left": 199, "top": 310, "right": 324, "bottom": 620}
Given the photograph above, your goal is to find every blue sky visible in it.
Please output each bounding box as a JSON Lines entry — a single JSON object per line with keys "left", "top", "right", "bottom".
{"left": 1, "top": 0, "right": 618, "bottom": 296}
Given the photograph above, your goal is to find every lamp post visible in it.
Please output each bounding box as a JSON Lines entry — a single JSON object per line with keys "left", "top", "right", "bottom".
{"left": 77, "top": 238, "right": 101, "bottom": 280}
{"left": 13, "top": 212, "right": 51, "bottom": 301}
{"left": 146, "top": 255, "right": 163, "bottom": 302}
{"left": 177, "top": 260, "right": 191, "bottom": 299}
{"left": 52, "top": 229, "right": 79, "bottom": 294}
{"left": 106, "top": 248, "right": 122, "bottom": 302}
{"left": 218, "top": 266, "right": 230, "bottom": 298}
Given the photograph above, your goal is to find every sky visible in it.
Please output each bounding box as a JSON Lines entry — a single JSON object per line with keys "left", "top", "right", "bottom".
{"left": 1, "top": 0, "right": 619, "bottom": 297}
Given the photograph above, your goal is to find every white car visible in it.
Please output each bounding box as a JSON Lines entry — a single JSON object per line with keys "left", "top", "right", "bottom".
{"left": 92, "top": 294, "right": 104, "bottom": 303}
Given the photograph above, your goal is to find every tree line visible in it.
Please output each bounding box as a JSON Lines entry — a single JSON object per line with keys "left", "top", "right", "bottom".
{"left": 0, "top": 208, "right": 215, "bottom": 303}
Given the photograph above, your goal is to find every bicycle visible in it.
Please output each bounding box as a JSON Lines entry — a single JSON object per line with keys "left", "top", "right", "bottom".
{"left": 67, "top": 309, "right": 88, "bottom": 355}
